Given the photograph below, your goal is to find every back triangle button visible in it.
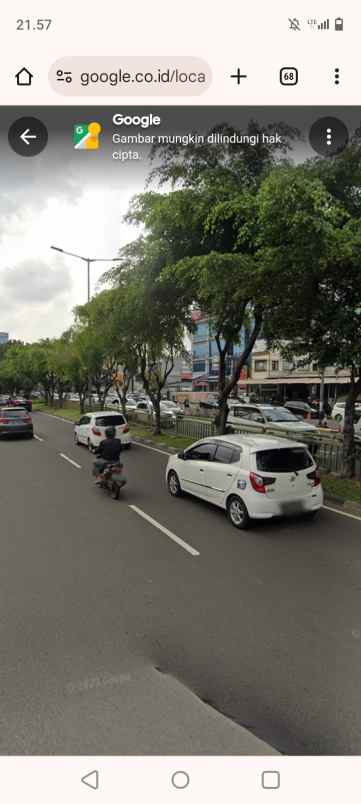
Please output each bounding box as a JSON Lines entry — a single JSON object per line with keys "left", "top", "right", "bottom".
{"left": 81, "top": 770, "right": 99, "bottom": 790}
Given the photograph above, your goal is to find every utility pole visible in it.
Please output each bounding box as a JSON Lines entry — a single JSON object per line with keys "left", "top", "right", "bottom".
{"left": 51, "top": 247, "right": 119, "bottom": 408}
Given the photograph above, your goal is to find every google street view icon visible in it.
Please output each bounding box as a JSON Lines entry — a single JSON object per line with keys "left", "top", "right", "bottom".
{"left": 73, "top": 121, "right": 102, "bottom": 150}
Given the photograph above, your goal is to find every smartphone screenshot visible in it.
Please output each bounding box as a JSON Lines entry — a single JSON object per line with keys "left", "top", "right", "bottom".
{"left": 0, "top": 2, "right": 360, "bottom": 801}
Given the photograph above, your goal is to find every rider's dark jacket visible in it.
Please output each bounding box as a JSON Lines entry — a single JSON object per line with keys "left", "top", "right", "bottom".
{"left": 95, "top": 437, "right": 122, "bottom": 462}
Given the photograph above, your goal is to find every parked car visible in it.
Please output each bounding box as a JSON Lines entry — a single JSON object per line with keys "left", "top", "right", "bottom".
{"left": 332, "top": 408, "right": 361, "bottom": 435}
{"left": 199, "top": 399, "right": 219, "bottom": 410}
{"left": 109, "top": 397, "right": 138, "bottom": 412}
{"left": 331, "top": 400, "right": 361, "bottom": 422}
{"left": 227, "top": 404, "right": 318, "bottom": 434}
{"left": 166, "top": 434, "right": 323, "bottom": 529}
{"left": 160, "top": 400, "right": 184, "bottom": 417}
{"left": 0, "top": 406, "right": 33, "bottom": 439}
{"left": 74, "top": 411, "right": 131, "bottom": 451}
{"left": 135, "top": 400, "right": 175, "bottom": 422}
{"left": 284, "top": 400, "right": 319, "bottom": 420}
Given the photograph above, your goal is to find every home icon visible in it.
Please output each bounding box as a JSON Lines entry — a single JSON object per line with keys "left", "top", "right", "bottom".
{"left": 15, "top": 67, "right": 33, "bottom": 86}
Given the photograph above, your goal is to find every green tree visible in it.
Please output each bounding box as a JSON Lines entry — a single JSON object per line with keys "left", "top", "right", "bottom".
{"left": 257, "top": 161, "right": 361, "bottom": 477}
{"left": 106, "top": 239, "right": 188, "bottom": 434}
{"left": 117, "top": 121, "right": 297, "bottom": 433}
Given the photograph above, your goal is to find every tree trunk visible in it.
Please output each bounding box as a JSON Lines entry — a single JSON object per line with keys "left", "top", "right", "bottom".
{"left": 342, "top": 373, "right": 361, "bottom": 478}
{"left": 214, "top": 345, "right": 228, "bottom": 434}
{"left": 215, "top": 310, "right": 263, "bottom": 434}
{"left": 153, "top": 394, "right": 162, "bottom": 435}
{"left": 216, "top": 400, "right": 229, "bottom": 434}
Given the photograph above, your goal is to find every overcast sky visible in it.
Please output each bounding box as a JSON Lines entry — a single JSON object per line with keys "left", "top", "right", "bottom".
{"left": 0, "top": 147, "right": 148, "bottom": 343}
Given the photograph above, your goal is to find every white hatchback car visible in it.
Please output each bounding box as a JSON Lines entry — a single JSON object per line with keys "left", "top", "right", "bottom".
{"left": 74, "top": 411, "right": 131, "bottom": 451}
{"left": 166, "top": 434, "right": 323, "bottom": 529}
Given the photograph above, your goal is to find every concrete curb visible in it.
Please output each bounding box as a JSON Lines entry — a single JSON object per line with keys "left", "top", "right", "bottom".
{"left": 324, "top": 494, "right": 361, "bottom": 517}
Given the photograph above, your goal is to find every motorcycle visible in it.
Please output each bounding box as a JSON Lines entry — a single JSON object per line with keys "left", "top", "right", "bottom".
{"left": 96, "top": 463, "right": 127, "bottom": 500}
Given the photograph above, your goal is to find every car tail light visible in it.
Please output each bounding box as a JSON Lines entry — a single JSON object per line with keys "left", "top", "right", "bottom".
{"left": 307, "top": 466, "right": 321, "bottom": 486}
{"left": 250, "top": 472, "right": 276, "bottom": 494}
{"left": 123, "top": 424, "right": 129, "bottom": 433}
{"left": 22, "top": 416, "right": 31, "bottom": 423}
{"left": 0, "top": 417, "right": 9, "bottom": 424}
{"left": 92, "top": 427, "right": 102, "bottom": 436}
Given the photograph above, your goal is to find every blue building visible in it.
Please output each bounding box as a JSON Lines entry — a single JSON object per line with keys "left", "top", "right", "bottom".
{"left": 0, "top": 332, "right": 9, "bottom": 345}
{"left": 191, "top": 314, "right": 248, "bottom": 392}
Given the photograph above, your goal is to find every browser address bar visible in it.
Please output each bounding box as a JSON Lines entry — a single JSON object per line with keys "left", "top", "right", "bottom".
{"left": 50, "top": 56, "right": 212, "bottom": 96}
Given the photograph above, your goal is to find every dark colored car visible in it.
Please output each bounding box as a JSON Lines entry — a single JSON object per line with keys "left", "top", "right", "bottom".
{"left": 199, "top": 399, "right": 219, "bottom": 409}
{"left": 0, "top": 407, "right": 33, "bottom": 438}
{"left": 7, "top": 396, "right": 32, "bottom": 412}
{"left": 284, "top": 400, "right": 319, "bottom": 420}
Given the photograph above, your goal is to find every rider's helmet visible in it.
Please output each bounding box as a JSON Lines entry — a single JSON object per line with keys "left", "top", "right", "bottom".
{"left": 105, "top": 426, "right": 116, "bottom": 438}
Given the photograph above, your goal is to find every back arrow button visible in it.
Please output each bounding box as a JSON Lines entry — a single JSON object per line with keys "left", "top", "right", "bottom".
{"left": 81, "top": 770, "right": 99, "bottom": 790}
{"left": 20, "top": 128, "right": 37, "bottom": 146}
{"left": 8, "top": 116, "right": 48, "bottom": 156}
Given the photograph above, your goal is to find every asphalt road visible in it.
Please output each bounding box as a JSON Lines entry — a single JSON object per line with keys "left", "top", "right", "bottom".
{"left": 1, "top": 412, "right": 361, "bottom": 756}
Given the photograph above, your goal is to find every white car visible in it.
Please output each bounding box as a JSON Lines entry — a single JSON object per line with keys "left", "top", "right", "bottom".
{"left": 160, "top": 400, "right": 184, "bottom": 417}
{"left": 74, "top": 411, "right": 131, "bottom": 451}
{"left": 166, "top": 434, "right": 323, "bottom": 529}
{"left": 227, "top": 404, "right": 317, "bottom": 434}
{"left": 135, "top": 400, "right": 175, "bottom": 421}
{"left": 332, "top": 408, "right": 361, "bottom": 435}
{"left": 331, "top": 401, "right": 361, "bottom": 422}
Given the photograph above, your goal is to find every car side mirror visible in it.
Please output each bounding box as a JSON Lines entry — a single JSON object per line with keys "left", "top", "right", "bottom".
{"left": 75, "top": 420, "right": 80, "bottom": 425}
{"left": 178, "top": 451, "right": 186, "bottom": 460}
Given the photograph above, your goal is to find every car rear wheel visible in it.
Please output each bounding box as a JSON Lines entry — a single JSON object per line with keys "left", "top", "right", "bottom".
{"left": 227, "top": 495, "right": 250, "bottom": 529}
{"left": 74, "top": 433, "right": 80, "bottom": 445}
{"left": 167, "top": 470, "right": 182, "bottom": 497}
{"left": 88, "top": 439, "right": 95, "bottom": 453}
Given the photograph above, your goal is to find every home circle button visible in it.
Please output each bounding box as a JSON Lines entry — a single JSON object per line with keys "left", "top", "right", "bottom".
{"left": 171, "top": 771, "right": 190, "bottom": 789}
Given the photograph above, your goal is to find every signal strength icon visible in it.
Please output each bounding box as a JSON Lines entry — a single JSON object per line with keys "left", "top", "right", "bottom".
{"left": 318, "top": 18, "right": 330, "bottom": 29}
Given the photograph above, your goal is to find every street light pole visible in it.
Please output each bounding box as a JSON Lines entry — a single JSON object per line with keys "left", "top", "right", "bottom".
{"left": 51, "top": 246, "right": 119, "bottom": 408}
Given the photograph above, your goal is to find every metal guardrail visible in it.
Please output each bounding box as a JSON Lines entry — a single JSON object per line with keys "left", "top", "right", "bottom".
{"left": 175, "top": 417, "right": 361, "bottom": 477}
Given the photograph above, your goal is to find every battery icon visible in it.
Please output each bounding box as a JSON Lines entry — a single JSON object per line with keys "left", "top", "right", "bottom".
{"left": 335, "top": 17, "right": 344, "bottom": 31}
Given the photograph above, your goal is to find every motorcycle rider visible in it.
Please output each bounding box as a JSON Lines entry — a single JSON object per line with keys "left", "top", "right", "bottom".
{"left": 93, "top": 425, "right": 123, "bottom": 484}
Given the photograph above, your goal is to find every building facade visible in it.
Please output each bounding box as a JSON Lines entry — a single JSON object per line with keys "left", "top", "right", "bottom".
{"left": 246, "top": 339, "right": 351, "bottom": 403}
{"left": 189, "top": 323, "right": 351, "bottom": 403}
{"left": 0, "top": 332, "right": 9, "bottom": 345}
{"left": 191, "top": 312, "right": 248, "bottom": 393}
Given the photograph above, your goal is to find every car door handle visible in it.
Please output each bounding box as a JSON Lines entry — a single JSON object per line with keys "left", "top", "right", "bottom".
{"left": 227, "top": 473, "right": 234, "bottom": 477}
{"left": 199, "top": 468, "right": 204, "bottom": 472}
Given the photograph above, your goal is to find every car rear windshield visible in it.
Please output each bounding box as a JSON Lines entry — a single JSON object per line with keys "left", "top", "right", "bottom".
{"left": 95, "top": 415, "right": 125, "bottom": 426}
{"left": 0, "top": 409, "right": 28, "bottom": 418}
{"left": 256, "top": 447, "right": 313, "bottom": 472}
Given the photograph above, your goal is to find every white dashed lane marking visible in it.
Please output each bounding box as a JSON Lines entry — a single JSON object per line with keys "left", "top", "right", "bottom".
{"left": 59, "top": 453, "right": 82, "bottom": 470}
{"left": 129, "top": 504, "right": 200, "bottom": 557}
